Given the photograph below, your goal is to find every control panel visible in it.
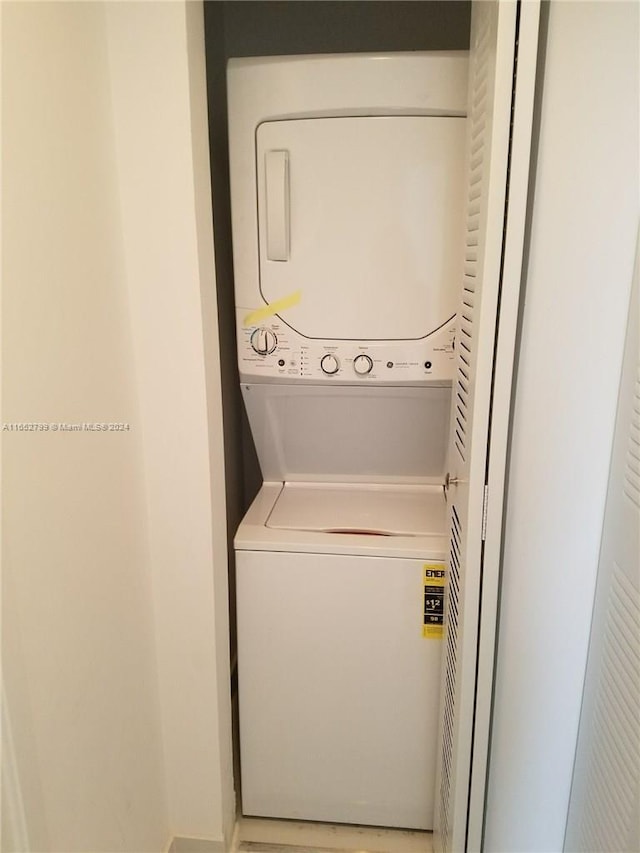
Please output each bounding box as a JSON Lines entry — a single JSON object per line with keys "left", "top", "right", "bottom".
{"left": 237, "top": 310, "right": 456, "bottom": 384}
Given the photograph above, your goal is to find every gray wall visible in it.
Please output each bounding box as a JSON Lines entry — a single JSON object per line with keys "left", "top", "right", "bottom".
{"left": 223, "top": 1, "right": 471, "bottom": 57}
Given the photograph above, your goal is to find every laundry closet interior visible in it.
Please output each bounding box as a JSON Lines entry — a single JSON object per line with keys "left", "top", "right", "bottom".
{"left": 202, "top": 1, "right": 511, "bottom": 846}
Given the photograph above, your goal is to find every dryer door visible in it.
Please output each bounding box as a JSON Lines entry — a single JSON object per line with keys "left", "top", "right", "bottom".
{"left": 256, "top": 116, "right": 466, "bottom": 341}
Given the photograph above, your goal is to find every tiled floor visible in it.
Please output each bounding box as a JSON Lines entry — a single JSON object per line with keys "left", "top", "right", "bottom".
{"left": 231, "top": 817, "right": 433, "bottom": 853}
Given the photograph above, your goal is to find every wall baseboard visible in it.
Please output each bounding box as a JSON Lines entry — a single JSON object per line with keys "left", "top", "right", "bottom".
{"left": 168, "top": 836, "right": 227, "bottom": 853}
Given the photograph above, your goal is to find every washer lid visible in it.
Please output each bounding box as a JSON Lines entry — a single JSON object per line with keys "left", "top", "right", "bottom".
{"left": 256, "top": 116, "right": 466, "bottom": 340}
{"left": 266, "top": 482, "right": 446, "bottom": 537}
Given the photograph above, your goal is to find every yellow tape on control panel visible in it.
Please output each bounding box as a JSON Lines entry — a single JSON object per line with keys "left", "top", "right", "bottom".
{"left": 243, "top": 290, "right": 302, "bottom": 327}
{"left": 423, "top": 563, "right": 445, "bottom": 639}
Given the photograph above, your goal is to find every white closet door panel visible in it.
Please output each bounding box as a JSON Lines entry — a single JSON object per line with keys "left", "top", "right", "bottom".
{"left": 434, "top": 3, "right": 520, "bottom": 851}
{"left": 465, "top": 2, "right": 541, "bottom": 847}
{"left": 565, "top": 238, "right": 640, "bottom": 853}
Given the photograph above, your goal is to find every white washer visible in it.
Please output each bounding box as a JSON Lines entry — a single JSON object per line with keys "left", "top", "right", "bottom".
{"left": 228, "top": 53, "right": 468, "bottom": 830}
{"left": 235, "top": 482, "right": 447, "bottom": 830}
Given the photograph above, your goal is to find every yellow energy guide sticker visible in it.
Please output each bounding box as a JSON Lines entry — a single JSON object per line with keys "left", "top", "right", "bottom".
{"left": 423, "top": 564, "right": 445, "bottom": 639}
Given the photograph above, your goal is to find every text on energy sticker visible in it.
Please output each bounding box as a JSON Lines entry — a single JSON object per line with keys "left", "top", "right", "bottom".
{"left": 423, "top": 564, "right": 445, "bottom": 639}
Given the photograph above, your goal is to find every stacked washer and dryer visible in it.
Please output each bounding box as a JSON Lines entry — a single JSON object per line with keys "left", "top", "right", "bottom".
{"left": 228, "top": 53, "right": 467, "bottom": 831}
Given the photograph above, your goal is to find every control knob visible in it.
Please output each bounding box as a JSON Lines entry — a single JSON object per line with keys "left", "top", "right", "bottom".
{"left": 353, "top": 354, "right": 374, "bottom": 375}
{"left": 250, "top": 327, "right": 277, "bottom": 355}
{"left": 320, "top": 354, "right": 340, "bottom": 375}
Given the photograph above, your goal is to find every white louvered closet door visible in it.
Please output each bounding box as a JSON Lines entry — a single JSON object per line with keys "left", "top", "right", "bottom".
{"left": 564, "top": 238, "right": 640, "bottom": 853}
{"left": 434, "top": 2, "right": 527, "bottom": 851}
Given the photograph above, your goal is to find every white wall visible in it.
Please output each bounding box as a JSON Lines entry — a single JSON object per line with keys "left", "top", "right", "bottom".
{"left": 1, "top": 3, "right": 168, "bottom": 850}
{"left": 106, "top": 1, "right": 234, "bottom": 844}
{"left": 485, "top": 3, "right": 639, "bottom": 851}
{"left": 2, "top": 2, "right": 233, "bottom": 850}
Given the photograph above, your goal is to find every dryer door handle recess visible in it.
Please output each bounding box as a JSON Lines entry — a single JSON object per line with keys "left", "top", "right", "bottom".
{"left": 265, "top": 150, "right": 290, "bottom": 261}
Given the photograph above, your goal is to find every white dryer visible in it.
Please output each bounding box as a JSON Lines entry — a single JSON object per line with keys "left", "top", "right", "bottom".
{"left": 228, "top": 53, "right": 468, "bottom": 830}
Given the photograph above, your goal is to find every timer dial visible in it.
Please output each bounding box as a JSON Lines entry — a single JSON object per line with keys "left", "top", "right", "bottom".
{"left": 320, "top": 354, "right": 340, "bottom": 375}
{"left": 353, "top": 354, "right": 374, "bottom": 375}
{"left": 250, "top": 327, "right": 277, "bottom": 355}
